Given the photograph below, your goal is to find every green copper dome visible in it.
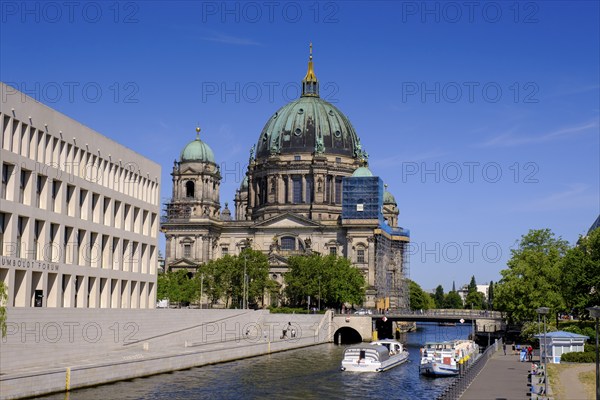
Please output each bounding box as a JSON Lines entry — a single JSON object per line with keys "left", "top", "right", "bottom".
{"left": 180, "top": 128, "right": 215, "bottom": 163}
{"left": 352, "top": 166, "right": 373, "bottom": 177}
{"left": 383, "top": 190, "right": 397, "bottom": 205}
{"left": 240, "top": 175, "right": 248, "bottom": 190}
{"left": 255, "top": 48, "right": 365, "bottom": 160}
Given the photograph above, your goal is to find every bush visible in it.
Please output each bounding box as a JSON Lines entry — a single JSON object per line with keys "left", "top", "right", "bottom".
{"left": 560, "top": 351, "right": 596, "bottom": 363}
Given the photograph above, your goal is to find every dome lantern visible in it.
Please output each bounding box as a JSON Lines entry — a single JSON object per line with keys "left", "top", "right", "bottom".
{"left": 302, "top": 43, "right": 319, "bottom": 97}
{"left": 180, "top": 126, "right": 216, "bottom": 163}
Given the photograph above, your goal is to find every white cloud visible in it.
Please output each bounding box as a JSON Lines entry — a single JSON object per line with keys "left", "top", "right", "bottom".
{"left": 478, "top": 120, "right": 598, "bottom": 148}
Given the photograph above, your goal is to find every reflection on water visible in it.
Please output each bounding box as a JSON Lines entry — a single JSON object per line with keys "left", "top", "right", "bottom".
{"left": 36, "top": 323, "right": 473, "bottom": 400}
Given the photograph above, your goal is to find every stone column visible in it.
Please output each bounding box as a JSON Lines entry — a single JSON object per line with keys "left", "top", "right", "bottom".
{"left": 277, "top": 174, "right": 284, "bottom": 204}
{"left": 301, "top": 175, "right": 307, "bottom": 203}
{"left": 367, "top": 236, "right": 376, "bottom": 287}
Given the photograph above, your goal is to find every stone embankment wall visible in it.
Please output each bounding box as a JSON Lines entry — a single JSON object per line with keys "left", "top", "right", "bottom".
{"left": 0, "top": 309, "right": 331, "bottom": 399}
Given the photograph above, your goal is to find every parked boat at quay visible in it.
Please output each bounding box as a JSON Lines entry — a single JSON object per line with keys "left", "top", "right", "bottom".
{"left": 419, "top": 340, "right": 479, "bottom": 377}
{"left": 341, "top": 339, "right": 409, "bottom": 372}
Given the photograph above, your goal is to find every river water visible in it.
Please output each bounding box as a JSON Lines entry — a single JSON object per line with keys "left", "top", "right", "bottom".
{"left": 37, "top": 323, "right": 473, "bottom": 400}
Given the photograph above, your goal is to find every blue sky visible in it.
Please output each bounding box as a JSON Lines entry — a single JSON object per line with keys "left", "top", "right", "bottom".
{"left": 2, "top": 1, "right": 598, "bottom": 292}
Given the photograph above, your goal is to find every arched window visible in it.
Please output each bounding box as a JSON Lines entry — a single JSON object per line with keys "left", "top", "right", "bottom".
{"left": 185, "top": 181, "right": 195, "bottom": 198}
{"left": 280, "top": 236, "right": 296, "bottom": 251}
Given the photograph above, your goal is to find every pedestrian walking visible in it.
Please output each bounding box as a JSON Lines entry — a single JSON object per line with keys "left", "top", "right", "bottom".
{"left": 503, "top": 342, "right": 507, "bottom": 355}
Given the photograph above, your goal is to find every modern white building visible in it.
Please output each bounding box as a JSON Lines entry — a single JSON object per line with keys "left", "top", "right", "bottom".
{"left": 535, "top": 331, "right": 589, "bottom": 364}
{"left": 0, "top": 82, "right": 161, "bottom": 309}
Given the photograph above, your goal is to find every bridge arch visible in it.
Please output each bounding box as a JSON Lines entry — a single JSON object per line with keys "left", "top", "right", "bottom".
{"left": 334, "top": 327, "right": 362, "bottom": 344}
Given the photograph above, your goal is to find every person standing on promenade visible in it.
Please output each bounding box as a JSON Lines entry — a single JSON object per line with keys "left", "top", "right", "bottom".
{"left": 503, "top": 342, "right": 507, "bottom": 355}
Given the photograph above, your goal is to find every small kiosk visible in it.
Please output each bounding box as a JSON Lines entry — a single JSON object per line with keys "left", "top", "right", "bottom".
{"left": 534, "top": 331, "right": 589, "bottom": 364}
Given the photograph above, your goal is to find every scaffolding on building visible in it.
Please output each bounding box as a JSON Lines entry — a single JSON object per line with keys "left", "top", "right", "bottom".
{"left": 374, "top": 229, "right": 410, "bottom": 310}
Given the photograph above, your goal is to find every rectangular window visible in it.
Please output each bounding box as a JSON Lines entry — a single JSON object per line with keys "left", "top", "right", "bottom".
{"left": 36, "top": 175, "right": 45, "bottom": 207}
{"left": 222, "top": 247, "right": 229, "bottom": 256}
{"left": 1, "top": 164, "right": 9, "bottom": 199}
{"left": 51, "top": 180, "right": 61, "bottom": 212}
{"left": 294, "top": 155, "right": 301, "bottom": 161}
{"left": 335, "top": 177, "right": 342, "bottom": 204}
{"left": 0, "top": 212, "right": 5, "bottom": 256}
{"left": 357, "top": 249, "right": 365, "bottom": 263}
{"left": 183, "top": 244, "right": 191, "bottom": 258}
{"left": 292, "top": 175, "right": 302, "bottom": 204}
{"left": 305, "top": 176, "right": 314, "bottom": 203}
{"left": 329, "top": 247, "right": 337, "bottom": 256}
{"left": 17, "top": 216, "right": 26, "bottom": 258}
{"left": 19, "top": 169, "right": 29, "bottom": 203}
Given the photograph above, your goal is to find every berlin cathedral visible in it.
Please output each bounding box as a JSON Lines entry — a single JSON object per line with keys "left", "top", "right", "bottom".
{"left": 161, "top": 47, "right": 410, "bottom": 308}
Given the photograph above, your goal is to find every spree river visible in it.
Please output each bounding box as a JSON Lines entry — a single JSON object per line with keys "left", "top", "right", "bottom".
{"left": 37, "top": 323, "right": 473, "bottom": 400}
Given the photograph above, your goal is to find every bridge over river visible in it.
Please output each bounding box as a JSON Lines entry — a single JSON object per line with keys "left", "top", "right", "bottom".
{"left": 331, "top": 309, "right": 504, "bottom": 343}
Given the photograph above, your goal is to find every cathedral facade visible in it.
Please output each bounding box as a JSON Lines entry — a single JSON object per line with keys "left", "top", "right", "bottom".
{"left": 161, "top": 49, "right": 410, "bottom": 308}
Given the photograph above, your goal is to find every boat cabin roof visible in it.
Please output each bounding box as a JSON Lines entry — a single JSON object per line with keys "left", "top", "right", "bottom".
{"left": 344, "top": 345, "right": 390, "bottom": 361}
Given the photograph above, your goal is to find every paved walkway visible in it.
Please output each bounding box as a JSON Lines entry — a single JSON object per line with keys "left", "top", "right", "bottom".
{"left": 460, "top": 351, "right": 535, "bottom": 400}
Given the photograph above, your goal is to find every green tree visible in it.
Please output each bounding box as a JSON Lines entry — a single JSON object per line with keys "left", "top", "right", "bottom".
{"left": 231, "top": 248, "right": 270, "bottom": 308}
{"left": 444, "top": 291, "right": 463, "bottom": 309}
{"left": 465, "top": 290, "right": 486, "bottom": 310}
{"left": 434, "top": 285, "right": 445, "bottom": 308}
{"left": 409, "top": 280, "right": 435, "bottom": 310}
{"left": 0, "top": 281, "right": 7, "bottom": 337}
{"left": 495, "top": 229, "right": 568, "bottom": 324}
{"left": 157, "top": 272, "right": 169, "bottom": 301}
{"left": 198, "top": 256, "right": 234, "bottom": 307}
{"left": 167, "top": 269, "right": 197, "bottom": 307}
{"left": 468, "top": 276, "right": 477, "bottom": 293}
{"left": 285, "top": 254, "right": 365, "bottom": 308}
{"left": 560, "top": 228, "right": 600, "bottom": 317}
{"left": 464, "top": 276, "right": 485, "bottom": 309}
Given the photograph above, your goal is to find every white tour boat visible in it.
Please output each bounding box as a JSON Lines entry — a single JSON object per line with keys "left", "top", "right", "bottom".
{"left": 341, "top": 339, "right": 409, "bottom": 372}
{"left": 419, "top": 340, "right": 479, "bottom": 377}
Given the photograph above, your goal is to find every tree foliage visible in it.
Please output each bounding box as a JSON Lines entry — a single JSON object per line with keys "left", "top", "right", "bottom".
{"left": 284, "top": 254, "right": 365, "bottom": 308}
{"left": 464, "top": 275, "right": 485, "bottom": 309}
{"left": 409, "top": 280, "right": 435, "bottom": 310}
{"left": 559, "top": 228, "right": 600, "bottom": 317}
{"left": 157, "top": 249, "right": 272, "bottom": 308}
{"left": 495, "top": 229, "right": 569, "bottom": 324}
{"left": 197, "top": 248, "right": 272, "bottom": 308}
{"left": 434, "top": 285, "right": 445, "bottom": 308}
{"left": 0, "top": 281, "right": 7, "bottom": 338}
{"left": 488, "top": 281, "right": 494, "bottom": 310}
{"left": 156, "top": 269, "right": 197, "bottom": 307}
{"left": 444, "top": 291, "right": 463, "bottom": 309}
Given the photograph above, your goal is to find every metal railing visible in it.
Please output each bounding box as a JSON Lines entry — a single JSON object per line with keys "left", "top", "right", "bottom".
{"left": 436, "top": 338, "right": 502, "bottom": 400}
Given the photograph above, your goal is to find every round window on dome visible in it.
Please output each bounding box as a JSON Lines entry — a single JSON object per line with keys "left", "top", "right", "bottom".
{"left": 334, "top": 130, "right": 341, "bottom": 138}
{"left": 298, "top": 108, "right": 304, "bottom": 114}
{"left": 294, "top": 128, "right": 302, "bottom": 136}
{"left": 328, "top": 110, "right": 334, "bottom": 116}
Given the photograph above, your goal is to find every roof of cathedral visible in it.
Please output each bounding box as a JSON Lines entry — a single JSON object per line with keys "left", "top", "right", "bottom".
{"left": 255, "top": 45, "right": 365, "bottom": 159}
{"left": 240, "top": 175, "right": 248, "bottom": 190}
{"left": 352, "top": 166, "right": 374, "bottom": 177}
{"left": 383, "top": 190, "right": 397, "bottom": 205}
{"left": 180, "top": 127, "right": 215, "bottom": 163}
{"left": 588, "top": 214, "right": 600, "bottom": 235}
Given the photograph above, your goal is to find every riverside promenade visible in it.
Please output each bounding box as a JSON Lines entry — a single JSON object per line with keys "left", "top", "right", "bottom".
{"left": 0, "top": 309, "right": 331, "bottom": 399}
{"left": 460, "top": 350, "right": 545, "bottom": 400}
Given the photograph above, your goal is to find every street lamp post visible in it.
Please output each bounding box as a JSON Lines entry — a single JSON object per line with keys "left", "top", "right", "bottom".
{"left": 537, "top": 307, "right": 550, "bottom": 398}
{"left": 587, "top": 305, "right": 600, "bottom": 400}
{"left": 243, "top": 256, "right": 247, "bottom": 310}
{"left": 200, "top": 273, "right": 204, "bottom": 309}
{"left": 318, "top": 276, "right": 321, "bottom": 312}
